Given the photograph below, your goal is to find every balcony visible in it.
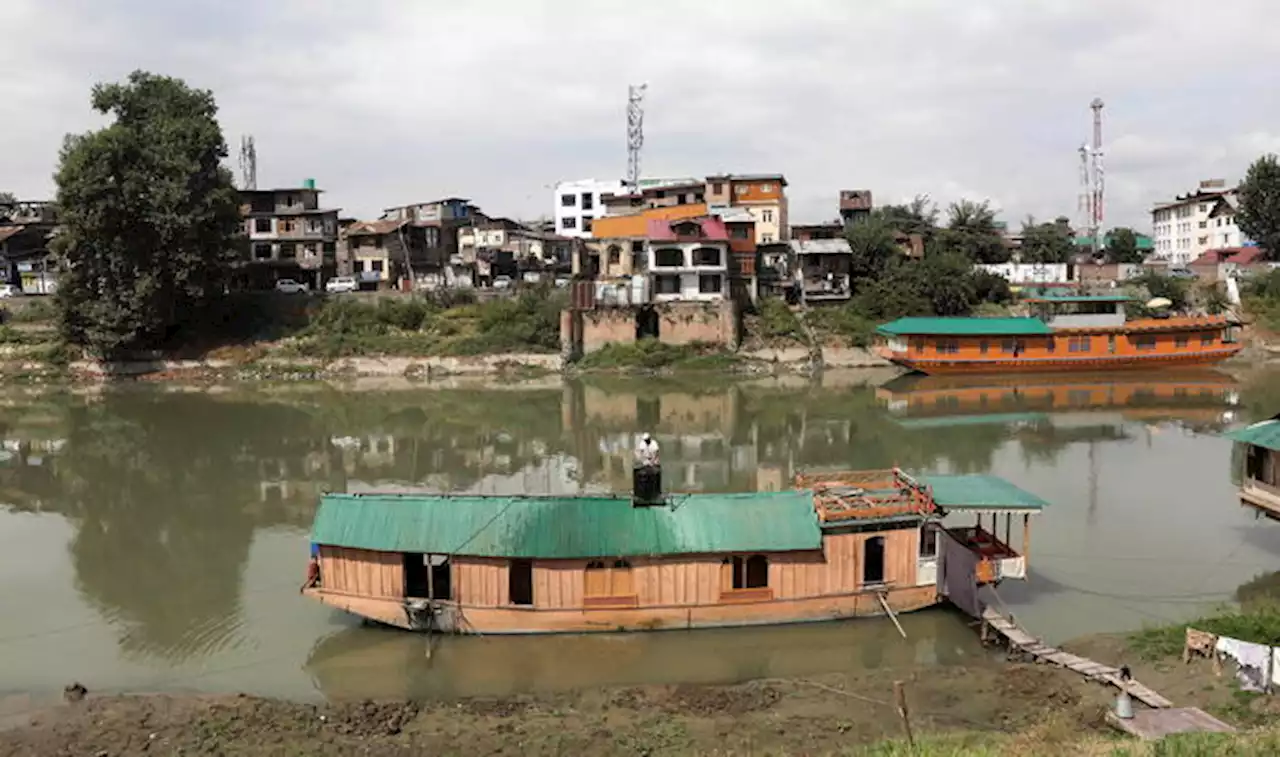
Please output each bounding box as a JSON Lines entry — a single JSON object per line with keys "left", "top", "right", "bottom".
{"left": 946, "top": 525, "right": 1024, "bottom": 584}
{"left": 801, "top": 273, "right": 851, "bottom": 301}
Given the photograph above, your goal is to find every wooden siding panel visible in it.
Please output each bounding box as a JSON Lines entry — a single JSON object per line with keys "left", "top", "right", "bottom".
{"left": 454, "top": 557, "right": 507, "bottom": 607}
{"left": 319, "top": 546, "right": 404, "bottom": 599}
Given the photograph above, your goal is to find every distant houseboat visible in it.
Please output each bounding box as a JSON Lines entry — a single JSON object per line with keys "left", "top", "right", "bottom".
{"left": 875, "top": 293, "right": 1241, "bottom": 375}
{"left": 302, "top": 469, "right": 1047, "bottom": 634}
{"left": 1227, "top": 415, "right": 1280, "bottom": 518}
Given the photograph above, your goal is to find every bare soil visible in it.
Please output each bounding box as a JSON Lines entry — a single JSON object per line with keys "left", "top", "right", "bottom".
{"left": 0, "top": 660, "right": 1125, "bottom": 757}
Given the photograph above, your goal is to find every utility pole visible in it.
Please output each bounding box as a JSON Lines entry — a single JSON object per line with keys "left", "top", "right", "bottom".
{"left": 1090, "top": 98, "right": 1105, "bottom": 256}
{"left": 239, "top": 135, "right": 257, "bottom": 190}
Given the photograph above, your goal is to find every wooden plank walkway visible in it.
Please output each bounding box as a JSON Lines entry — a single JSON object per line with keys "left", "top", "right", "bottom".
{"left": 1107, "top": 707, "right": 1235, "bottom": 741}
{"left": 981, "top": 607, "right": 1174, "bottom": 709}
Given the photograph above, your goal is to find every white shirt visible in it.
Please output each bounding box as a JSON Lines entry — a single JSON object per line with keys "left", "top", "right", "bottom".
{"left": 635, "top": 438, "right": 660, "bottom": 466}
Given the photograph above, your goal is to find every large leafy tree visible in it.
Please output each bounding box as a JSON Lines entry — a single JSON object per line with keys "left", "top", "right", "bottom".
{"left": 1019, "top": 216, "right": 1075, "bottom": 264}
{"left": 873, "top": 195, "right": 939, "bottom": 241}
{"left": 844, "top": 214, "right": 902, "bottom": 284}
{"left": 0, "top": 191, "right": 16, "bottom": 205}
{"left": 53, "top": 71, "right": 242, "bottom": 358}
{"left": 936, "top": 199, "right": 1009, "bottom": 263}
{"left": 1105, "top": 227, "right": 1144, "bottom": 264}
{"left": 1238, "top": 154, "right": 1280, "bottom": 260}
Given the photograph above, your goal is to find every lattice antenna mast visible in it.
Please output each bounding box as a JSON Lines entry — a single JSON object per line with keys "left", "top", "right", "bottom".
{"left": 239, "top": 135, "right": 257, "bottom": 191}
{"left": 1078, "top": 144, "right": 1092, "bottom": 245}
{"left": 1090, "top": 98, "right": 1105, "bottom": 255}
{"left": 626, "top": 84, "right": 647, "bottom": 194}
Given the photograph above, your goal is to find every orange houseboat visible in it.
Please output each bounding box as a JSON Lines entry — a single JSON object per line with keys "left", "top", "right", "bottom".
{"left": 303, "top": 469, "right": 1047, "bottom": 634}
{"left": 875, "top": 293, "right": 1241, "bottom": 375}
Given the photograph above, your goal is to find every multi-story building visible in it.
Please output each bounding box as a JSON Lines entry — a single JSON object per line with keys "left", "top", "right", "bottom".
{"left": 340, "top": 219, "right": 408, "bottom": 287}
{"left": 0, "top": 200, "right": 58, "bottom": 293}
{"left": 457, "top": 218, "right": 575, "bottom": 283}
{"left": 646, "top": 216, "right": 731, "bottom": 303}
{"left": 240, "top": 184, "right": 340, "bottom": 289}
{"left": 1151, "top": 179, "right": 1252, "bottom": 267}
{"left": 552, "top": 177, "right": 702, "bottom": 238}
{"left": 378, "top": 197, "right": 484, "bottom": 287}
{"left": 838, "top": 190, "right": 873, "bottom": 225}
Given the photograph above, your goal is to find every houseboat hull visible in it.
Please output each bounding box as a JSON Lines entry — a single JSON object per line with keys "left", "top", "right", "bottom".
{"left": 303, "top": 583, "right": 940, "bottom": 635}
{"left": 880, "top": 345, "right": 1242, "bottom": 375}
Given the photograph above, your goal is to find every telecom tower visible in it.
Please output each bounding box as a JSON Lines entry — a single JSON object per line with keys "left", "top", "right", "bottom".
{"left": 239, "top": 135, "right": 258, "bottom": 191}
{"left": 1077, "top": 99, "right": 1105, "bottom": 256}
{"left": 626, "top": 84, "right": 646, "bottom": 194}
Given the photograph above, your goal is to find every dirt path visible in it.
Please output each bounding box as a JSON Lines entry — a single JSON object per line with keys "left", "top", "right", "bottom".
{"left": 0, "top": 662, "right": 1115, "bottom": 756}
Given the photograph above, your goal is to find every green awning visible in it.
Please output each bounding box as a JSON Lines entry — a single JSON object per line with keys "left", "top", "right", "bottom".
{"left": 1224, "top": 419, "right": 1280, "bottom": 452}
{"left": 916, "top": 474, "right": 1050, "bottom": 512}
{"left": 312, "top": 491, "right": 823, "bottom": 559}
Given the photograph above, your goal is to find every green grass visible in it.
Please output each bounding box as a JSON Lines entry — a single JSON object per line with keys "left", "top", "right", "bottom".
{"left": 1128, "top": 604, "right": 1280, "bottom": 661}
{"left": 576, "top": 339, "right": 742, "bottom": 372}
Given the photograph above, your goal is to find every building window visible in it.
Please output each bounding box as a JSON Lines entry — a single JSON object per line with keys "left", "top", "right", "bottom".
{"left": 919, "top": 523, "right": 940, "bottom": 559}
{"left": 279, "top": 242, "right": 297, "bottom": 259}
{"left": 734, "top": 185, "right": 747, "bottom": 196}
{"left": 371, "top": 260, "right": 384, "bottom": 273}
{"left": 509, "top": 559, "right": 533, "bottom": 606}
{"left": 561, "top": 217, "right": 577, "bottom": 230}
{"left": 254, "top": 218, "right": 272, "bottom": 234}
{"left": 323, "top": 241, "right": 336, "bottom": 254}
{"left": 303, "top": 243, "right": 319, "bottom": 259}
{"left": 762, "top": 209, "right": 774, "bottom": 223}
{"left": 725, "top": 555, "right": 769, "bottom": 590}
{"left": 655, "top": 274, "right": 680, "bottom": 295}
{"left": 692, "top": 247, "right": 721, "bottom": 267}
{"left": 582, "top": 217, "right": 593, "bottom": 233}
{"left": 935, "top": 339, "right": 959, "bottom": 354}
{"left": 252, "top": 243, "right": 273, "bottom": 261}
{"left": 654, "top": 248, "right": 683, "bottom": 268}
{"left": 1068, "top": 336, "right": 1091, "bottom": 353}
{"left": 279, "top": 219, "right": 296, "bottom": 234}
{"left": 729, "top": 225, "right": 749, "bottom": 240}
{"left": 1199, "top": 221, "right": 1207, "bottom": 229}
{"left": 760, "top": 183, "right": 773, "bottom": 193}
{"left": 712, "top": 182, "right": 724, "bottom": 194}
{"left": 560, "top": 194, "right": 575, "bottom": 207}
{"left": 698, "top": 274, "right": 723, "bottom": 294}
{"left": 761, "top": 234, "right": 774, "bottom": 244}
{"left": 607, "top": 245, "right": 621, "bottom": 265}
{"left": 1133, "top": 335, "right": 1157, "bottom": 351}
{"left": 581, "top": 193, "right": 594, "bottom": 210}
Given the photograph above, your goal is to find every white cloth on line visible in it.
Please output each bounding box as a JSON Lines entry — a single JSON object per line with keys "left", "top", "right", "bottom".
{"left": 1217, "top": 636, "right": 1271, "bottom": 692}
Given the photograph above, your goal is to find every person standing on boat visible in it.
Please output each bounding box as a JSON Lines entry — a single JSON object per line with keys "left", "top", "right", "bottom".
{"left": 635, "top": 432, "right": 660, "bottom": 468}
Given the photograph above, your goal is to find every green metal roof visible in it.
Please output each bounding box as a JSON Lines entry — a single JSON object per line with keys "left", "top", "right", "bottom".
{"left": 1224, "top": 419, "right": 1280, "bottom": 452}
{"left": 311, "top": 491, "right": 822, "bottom": 559}
{"left": 877, "top": 317, "right": 1053, "bottom": 337}
{"left": 1073, "top": 233, "right": 1155, "bottom": 250}
{"left": 917, "top": 474, "right": 1050, "bottom": 512}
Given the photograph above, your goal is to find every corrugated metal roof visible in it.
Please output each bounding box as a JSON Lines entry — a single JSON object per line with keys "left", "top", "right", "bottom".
{"left": 1224, "top": 419, "right": 1280, "bottom": 452}
{"left": 1024, "top": 294, "right": 1132, "bottom": 303}
{"left": 876, "top": 317, "right": 1054, "bottom": 336}
{"left": 892, "top": 412, "right": 1050, "bottom": 429}
{"left": 312, "top": 491, "right": 822, "bottom": 558}
{"left": 917, "top": 474, "right": 1050, "bottom": 511}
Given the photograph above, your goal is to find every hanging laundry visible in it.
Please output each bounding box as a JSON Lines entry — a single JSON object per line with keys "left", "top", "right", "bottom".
{"left": 1271, "top": 647, "right": 1280, "bottom": 692}
{"left": 1216, "top": 636, "right": 1271, "bottom": 693}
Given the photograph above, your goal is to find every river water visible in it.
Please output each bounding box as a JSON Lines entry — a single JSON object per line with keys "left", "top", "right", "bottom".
{"left": 2, "top": 368, "right": 1280, "bottom": 705}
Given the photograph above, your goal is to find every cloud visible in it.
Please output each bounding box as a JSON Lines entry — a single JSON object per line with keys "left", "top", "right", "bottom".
{"left": 4, "top": 0, "right": 1280, "bottom": 230}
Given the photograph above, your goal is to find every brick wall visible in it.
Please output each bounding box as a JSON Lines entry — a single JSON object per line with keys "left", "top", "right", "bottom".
{"left": 581, "top": 309, "right": 637, "bottom": 353}
{"left": 658, "top": 302, "right": 736, "bottom": 347}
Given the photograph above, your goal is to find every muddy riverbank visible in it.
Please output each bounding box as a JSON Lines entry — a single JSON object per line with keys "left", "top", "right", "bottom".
{"left": 0, "top": 661, "right": 1108, "bottom": 756}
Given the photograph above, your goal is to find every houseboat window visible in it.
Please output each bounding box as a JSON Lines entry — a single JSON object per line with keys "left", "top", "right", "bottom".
{"left": 863, "top": 537, "right": 886, "bottom": 585}
{"left": 726, "top": 555, "right": 769, "bottom": 589}
{"left": 1224, "top": 327, "right": 1238, "bottom": 343}
{"left": 1134, "top": 335, "right": 1157, "bottom": 351}
{"left": 919, "top": 523, "right": 940, "bottom": 559}
{"left": 935, "top": 339, "right": 958, "bottom": 355}
{"left": 509, "top": 559, "right": 534, "bottom": 606}
{"left": 1175, "top": 334, "right": 1189, "bottom": 348}
{"left": 1000, "top": 339, "right": 1015, "bottom": 354}
{"left": 1201, "top": 332, "right": 1215, "bottom": 345}
{"left": 1045, "top": 337, "right": 1056, "bottom": 354}
{"left": 979, "top": 340, "right": 989, "bottom": 355}
{"left": 1108, "top": 334, "right": 1117, "bottom": 353}
{"left": 1069, "top": 336, "right": 1091, "bottom": 353}
{"left": 913, "top": 339, "right": 925, "bottom": 354}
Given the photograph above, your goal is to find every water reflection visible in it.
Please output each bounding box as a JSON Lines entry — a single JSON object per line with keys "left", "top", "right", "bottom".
{"left": 0, "top": 368, "right": 1273, "bottom": 700}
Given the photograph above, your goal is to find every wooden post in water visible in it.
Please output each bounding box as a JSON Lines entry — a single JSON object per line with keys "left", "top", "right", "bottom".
{"left": 893, "top": 680, "right": 915, "bottom": 748}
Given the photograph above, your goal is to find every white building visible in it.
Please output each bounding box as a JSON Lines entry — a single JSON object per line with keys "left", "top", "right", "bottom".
{"left": 552, "top": 177, "right": 698, "bottom": 238}
{"left": 1151, "top": 179, "right": 1251, "bottom": 266}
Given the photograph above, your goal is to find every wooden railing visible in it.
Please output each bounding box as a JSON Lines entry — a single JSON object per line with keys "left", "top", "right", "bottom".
{"left": 795, "top": 467, "right": 935, "bottom": 521}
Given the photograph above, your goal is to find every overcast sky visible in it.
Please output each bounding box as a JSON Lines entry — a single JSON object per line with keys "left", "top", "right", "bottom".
{"left": 4, "top": 0, "right": 1279, "bottom": 230}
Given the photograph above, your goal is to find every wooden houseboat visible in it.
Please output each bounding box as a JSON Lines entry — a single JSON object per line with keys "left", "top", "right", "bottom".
{"left": 876, "top": 370, "right": 1242, "bottom": 427}
{"left": 875, "top": 293, "right": 1241, "bottom": 375}
{"left": 302, "top": 469, "right": 1048, "bottom": 634}
{"left": 1227, "top": 415, "right": 1280, "bottom": 518}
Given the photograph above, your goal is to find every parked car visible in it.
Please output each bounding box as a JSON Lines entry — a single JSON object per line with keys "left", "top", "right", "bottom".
{"left": 325, "top": 276, "right": 358, "bottom": 294}
{"left": 0, "top": 285, "right": 21, "bottom": 298}
{"left": 274, "top": 279, "right": 310, "bottom": 294}
{"left": 1169, "top": 268, "right": 1197, "bottom": 280}
{"left": 554, "top": 277, "right": 571, "bottom": 289}
{"left": 492, "top": 275, "right": 513, "bottom": 290}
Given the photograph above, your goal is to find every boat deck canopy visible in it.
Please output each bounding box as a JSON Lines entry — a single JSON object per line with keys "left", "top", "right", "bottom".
{"left": 311, "top": 491, "right": 822, "bottom": 559}
{"left": 916, "top": 474, "right": 1050, "bottom": 514}
{"left": 1224, "top": 419, "right": 1280, "bottom": 452}
{"left": 876, "top": 317, "right": 1053, "bottom": 337}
